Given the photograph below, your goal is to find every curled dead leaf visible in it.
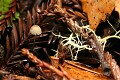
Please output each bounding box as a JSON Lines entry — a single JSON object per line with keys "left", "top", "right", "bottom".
{"left": 115, "top": 0, "right": 120, "bottom": 18}
{"left": 81, "top": 0, "right": 115, "bottom": 30}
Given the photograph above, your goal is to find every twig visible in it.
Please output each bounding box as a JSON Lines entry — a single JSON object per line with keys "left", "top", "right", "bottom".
{"left": 105, "top": 52, "right": 120, "bottom": 80}
{"left": 53, "top": 5, "right": 111, "bottom": 76}
{"left": 21, "top": 48, "right": 75, "bottom": 80}
{"left": 65, "top": 18, "right": 111, "bottom": 76}
{"left": 59, "top": 65, "right": 75, "bottom": 80}
{"left": 64, "top": 60, "right": 101, "bottom": 75}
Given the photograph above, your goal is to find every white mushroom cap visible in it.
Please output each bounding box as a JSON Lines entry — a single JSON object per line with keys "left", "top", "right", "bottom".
{"left": 30, "top": 25, "right": 42, "bottom": 35}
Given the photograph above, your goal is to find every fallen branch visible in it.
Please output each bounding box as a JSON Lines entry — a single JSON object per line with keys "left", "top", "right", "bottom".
{"left": 105, "top": 52, "right": 120, "bottom": 80}
{"left": 21, "top": 48, "right": 75, "bottom": 80}
{"left": 65, "top": 18, "right": 111, "bottom": 76}
{"left": 53, "top": 4, "right": 111, "bottom": 76}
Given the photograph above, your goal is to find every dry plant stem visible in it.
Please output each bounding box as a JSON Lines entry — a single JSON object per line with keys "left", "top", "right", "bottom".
{"left": 65, "top": 18, "right": 111, "bottom": 76}
{"left": 64, "top": 60, "right": 101, "bottom": 75}
{"left": 54, "top": 5, "right": 110, "bottom": 75}
{"left": 90, "top": 34, "right": 111, "bottom": 76}
{"left": 21, "top": 48, "right": 75, "bottom": 80}
{"left": 5, "top": 33, "right": 30, "bottom": 67}
{"left": 33, "top": 0, "right": 42, "bottom": 7}
{"left": 0, "top": 70, "right": 35, "bottom": 80}
{"left": 105, "top": 52, "right": 120, "bottom": 80}
{"left": 57, "top": 0, "right": 62, "bottom": 8}
{"left": 59, "top": 65, "right": 76, "bottom": 80}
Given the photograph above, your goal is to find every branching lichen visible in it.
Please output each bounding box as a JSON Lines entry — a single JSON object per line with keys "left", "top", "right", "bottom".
{"left": 82, "top": 24, "right": 120, "bottom": 50}
{"left": 52, "top": 21, "right": 120, "bottom": 60}
{"left": 52, "top": 31, "right": 92, "bottom": 60}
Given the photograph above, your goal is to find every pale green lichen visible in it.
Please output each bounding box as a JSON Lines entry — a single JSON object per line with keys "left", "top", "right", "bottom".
{"left": 52, "top": 30, "right": 92, "bottom": 60}
{"left": 52, "top": 20, "right": 120, "bottom": 60}
{"left": 82, "top": 24, "right": 120, "bottom": 50}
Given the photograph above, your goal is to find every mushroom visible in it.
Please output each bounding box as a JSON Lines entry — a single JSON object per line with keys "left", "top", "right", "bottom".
{"left": 30, "top": 25, "right": 42, "bottom": 47}
{"left": 30, "top": 25, "right": 42, "bottom": 35}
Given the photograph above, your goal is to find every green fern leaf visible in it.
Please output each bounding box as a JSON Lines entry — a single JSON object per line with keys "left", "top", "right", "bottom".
{"left": 0, "top": 0, "right": 12, "bottom": 19}
{"left": 4, "top": 0, "right": 12, "bottom": 4}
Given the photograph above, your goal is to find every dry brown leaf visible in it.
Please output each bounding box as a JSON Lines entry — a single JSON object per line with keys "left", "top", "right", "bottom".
{"left": 62, "top": 60, "right": 113, "bottom": 80}
{"left": 115, "top": 0, "right": 120, "bottom": 17}
{"left": 81, "top": 0, "right": 115, "bottom": 30}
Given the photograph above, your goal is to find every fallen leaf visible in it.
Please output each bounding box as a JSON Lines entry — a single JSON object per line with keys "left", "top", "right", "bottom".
{"left": 81, "top": 0, "right": 115, "bottom": 30}
{"left": 115, "top": 0, "right": 120, "bottom": 17}
{"left": 62, "top": 60, "right": 112, "bottom": 80}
